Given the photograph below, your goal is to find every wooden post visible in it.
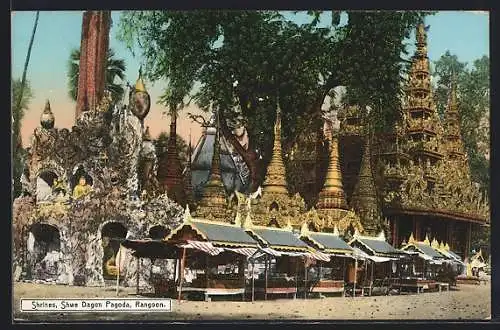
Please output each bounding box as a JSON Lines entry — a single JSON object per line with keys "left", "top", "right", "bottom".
{"left": 241, "top": 256, "right": 246, "bottom": 301}
{"left": 370, "top": 262, "right": 374, "bottom": 296}
{"left": 136, "top": 256, "right": 140, "bottom": 295}
{"left": 465, "top": 223, "right": 472, "bottom": 260}
{"left": 304, "top": 257, "right": 307, "bottom": 300}
{"left": 342, "top": 257, "right": 346, "bottom": 298}
{"left": 116, "top": 248, "right": 121, "bottom": 296}
{"left": 178, "top": 247, "right": 186, "bottom": 302}
{"left": 251, "top": 260, "right": 255, "bottom": 302}
{"left": 264, "top": 255, "right": 268, "bottom": 301}
{"left": 353, "top": 258, "right": 358, "bottom": 298}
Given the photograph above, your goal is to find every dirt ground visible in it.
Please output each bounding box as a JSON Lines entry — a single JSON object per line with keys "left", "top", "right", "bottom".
{"left": 12, "top": 281, "right": 491, "bottom": 321}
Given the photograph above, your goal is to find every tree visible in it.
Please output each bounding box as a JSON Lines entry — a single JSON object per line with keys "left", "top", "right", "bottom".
{"left": 12, "top": 78, "right": 34, "bottom": 198}
{"left": 67, "top": 48, "right": 126, "bottom": 103}
{"left": 117, "top": 11, "right": 432, "bottom": 195}
{"left": 432, "top": 53, "right": 489, "bottom": 194}
{"left": 13, "top": 11, "right": 39, "bottom": 199}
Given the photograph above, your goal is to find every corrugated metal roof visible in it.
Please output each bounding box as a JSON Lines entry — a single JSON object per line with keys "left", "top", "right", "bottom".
{"left": 307, "top": 233, "right": 352, "bottom": 252}
{"left": 414, "top": 243, "right": 445, "bottom": 259}
{"left": 193, "top": 221, "right": 257, "bottom": 246}
{"left": 251, "top": 228, "right": 309, "bottom": 249}
{"left": 357, "top": 238, "right": 401, "bottom": 255}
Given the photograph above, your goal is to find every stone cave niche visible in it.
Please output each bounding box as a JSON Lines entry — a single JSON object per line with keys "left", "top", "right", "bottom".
{"left": 149, "top": 225, "right": 170, "bottom": 240}
{"left": 35, "top": 170, "right": 59, "bottom": 202}
{"left": 101, "top": 222, "right": 128, "bottom": 280}
{"left": 27, "top": 223, "right": 61, "bottom": 282}
{"left": 70, "top": 165, "right": 93, "bottom": 190}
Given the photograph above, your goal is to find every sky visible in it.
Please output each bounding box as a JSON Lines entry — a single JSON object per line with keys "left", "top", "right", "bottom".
{"left": 11, "top": 10, "right": 489, "bottom": 147}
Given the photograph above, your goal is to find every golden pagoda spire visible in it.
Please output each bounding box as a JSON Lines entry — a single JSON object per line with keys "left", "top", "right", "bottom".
{"left": 195, "top": 109, "right": 229, "bottom": 221}
{"left": 423, "top": 234, "right": 430, "bottom": 245}
{"left": 351, "top": 130, "right": 380, "bottom": 235}
{"left": 431, "top": 237, "right": 439, "bottom": 249}
{"left": 184, "top": 129, "right": 194, "bottom": 207}
{"left": 262, "top": 96, "right": 289, "bottom": 195}
{"left": 416, "top": 22, "right": 428, "bottom": 56}
{"left": 317, "top": 119, "right": 347, "bottom": 210}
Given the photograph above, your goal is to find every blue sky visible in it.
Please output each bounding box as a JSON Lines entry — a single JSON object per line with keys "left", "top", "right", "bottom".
{"left": 11, "top": 10, "right": 489, "bottom": 145}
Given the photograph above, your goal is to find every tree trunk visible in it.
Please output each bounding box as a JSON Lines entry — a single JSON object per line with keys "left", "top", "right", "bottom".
{"left": 15, "top": 11, "right": 39, "bottom": 150}
{"left": 218, "top": 108, "right": 260, "bottom": 192}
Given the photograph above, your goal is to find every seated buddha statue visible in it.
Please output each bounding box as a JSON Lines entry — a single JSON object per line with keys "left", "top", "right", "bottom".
{"left": 105, "top": 254, "right": 119, "bottom": 277}
{"left": 72, "top": 176, "right": 92, "bottom": 199}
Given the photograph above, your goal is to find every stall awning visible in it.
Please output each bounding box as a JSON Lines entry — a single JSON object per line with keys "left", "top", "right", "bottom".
{"left": 351, "top": 247, "right": 398, "bottom": 262}
{"left": 179, "top": 240, "right": 225, "bottom": 256}
{"left": 223, "top": 247, "right": 259, "bottom": 257}
{"left": 120, "top": 239, "right": 179, "bottom": 259}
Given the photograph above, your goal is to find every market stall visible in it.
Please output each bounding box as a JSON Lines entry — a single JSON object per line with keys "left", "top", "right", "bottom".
{"left": 348, "top": 230, "right": 406, "bottom": 296}
{"left": 165, "top": 210, "right": 260, "bottom": 301}
{"left": 299, "top": 226, "right": 353, "bottom": 296}
{"left": 245, "top": 225, "right": 313, "bottom": 300}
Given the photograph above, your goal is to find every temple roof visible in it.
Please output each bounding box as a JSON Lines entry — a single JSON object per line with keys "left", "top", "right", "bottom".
{"left": 190, "top": 125, "right": 249, "bottom": 200}
{"left": 403, "top": 242, "right": 445, "bottom": 259}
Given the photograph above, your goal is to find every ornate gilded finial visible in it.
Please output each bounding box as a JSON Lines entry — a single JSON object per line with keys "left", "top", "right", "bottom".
{"left": 423, "top": 234, "right": 430, "bottom": 245}
{"left": 401, "top": 239, "right": 407, "bottom": 247}
{"left": 284, "top": 218, "right": 293, "bottom": 231}
{"left": 408, "top": 233, "right": 415, "bottom": 244}
{"left": 445, "top": 242, "right": 450, "bottom": 251}
{"left": 431, "top": 238, "right": 439, "bottom": 249}
{"left": 262, "top": 95, "right": 289, "bottom": 195}
{"left": 333, "top": 225, "right": 339, "bottom": 237}
{"left": 353, "top": 228, "right": 360, "bottom": 238}
{"left": 40, "top": 100, "right": 55, "bottom": 129}
{"left": 135, "top": 66, "right": 146, "bottom": 93}
{"left": 377, "top": 230, "right": 385, "bottom": 241}
{"left": 439, "top": 241, "right": 445, "bottom": 250}
{"left": 300, "top": 221, "right": 309, "bottom": 236}
{"left": 243, "top": 212, "right": 253, "bottom": 229}
{"left": 183, "top": 204, "right": 192, "bottom": 223}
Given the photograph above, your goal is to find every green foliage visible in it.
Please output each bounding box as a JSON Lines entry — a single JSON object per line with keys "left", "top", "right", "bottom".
{"left": 432, "top": 53, "right": 489, "bottom": 194}
{"left": 67, "top": 48, "right": 127, "bottom": 103}
{"left": 12, "top": 78, "right": 34, "bottom": 198}
{"left": 117, "top": 11, "right": 433, "bottom": 194}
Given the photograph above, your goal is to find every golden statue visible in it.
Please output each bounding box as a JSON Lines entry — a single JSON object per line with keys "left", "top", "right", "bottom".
{"left": 72, "top": 176, "right": 92, "bottom": 199}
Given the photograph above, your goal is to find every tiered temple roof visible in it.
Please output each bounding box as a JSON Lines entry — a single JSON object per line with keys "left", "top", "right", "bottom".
{"left": 190, "top": 114, "right": 248, "bottom": 200}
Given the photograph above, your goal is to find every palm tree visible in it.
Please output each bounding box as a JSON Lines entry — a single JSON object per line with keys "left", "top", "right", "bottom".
{"left": 67, "top": 48, "right": 126, "bottom": 103}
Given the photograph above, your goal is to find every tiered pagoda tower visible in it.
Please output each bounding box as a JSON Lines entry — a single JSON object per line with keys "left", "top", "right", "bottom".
{"left": 193, "top": 112, "right": 232, "bottom": 222}
{"left": 314, "top": 119, "right": 362, "bottom": 233}
{"left": 380, "top": 23, "right": 488, "bottom": 258}
{"left": 157, "top": 112, "right": 187, "bottom": 206}
{"left": 350, "top": 131, "right": 382, "bottom": 235}
{"left": 249, "top": 99, "right": 306, "bottom": 229}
